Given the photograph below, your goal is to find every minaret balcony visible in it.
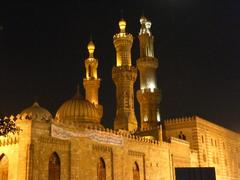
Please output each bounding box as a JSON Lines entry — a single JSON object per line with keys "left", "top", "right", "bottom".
{"left": 140, "top": 88, "right": 160, "bottom": 93}
{"left": 137, "top": 57, "right": 158, "bottom": 70}
{"left": 137, "top": 88, "right": 161, "bottom": 103}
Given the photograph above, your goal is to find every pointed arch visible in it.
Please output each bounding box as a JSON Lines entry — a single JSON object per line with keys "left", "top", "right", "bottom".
{"left": 97, "top": 157, "right": 106, "bottom": 180}
{"left": 48, "top": 152, "right": 60, "bottom": 180}
{"left": 0, "top": 153, "right": 8, "bottom": 180}
{"left": 133, "top": 161, "right": 140, "bottom": 180}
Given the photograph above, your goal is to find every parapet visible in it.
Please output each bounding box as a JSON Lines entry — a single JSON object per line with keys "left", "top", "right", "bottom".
{"left": 0, "top": 135, "right": 19, "bottom": 147}
{"left": 84, "top": 125, "right": 162, "bottom": 146}
{"left": 137, "top": 125, "right": 162, "bottom": 132}
{"left": 168, "top": 136, "right": 189, "bottom": 145}
{"left": 137, "top": 56, "right": 158, "bottom": 69}
{"left": 164, "top": 116, "right": 197, "bottom": 126}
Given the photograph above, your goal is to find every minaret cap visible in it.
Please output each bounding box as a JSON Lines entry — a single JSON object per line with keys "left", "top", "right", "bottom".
{"left": 139, "top": 16, "right": 152, "bottom": 35}
{"left": 87, "top": 40, "right": 95, "bottom": 58}
{"left": 140, "top": 16, "right": 147, "bottom": 24}
{"left": 119, "top": 19, "right": 126, "bottom": 33}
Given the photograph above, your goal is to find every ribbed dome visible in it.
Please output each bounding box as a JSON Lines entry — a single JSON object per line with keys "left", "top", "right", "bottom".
{"left": 20, "top": 102, "right": 52, "bottom": 122}
{"left": 54, "top": 92, "right": 101, "bottom": 127}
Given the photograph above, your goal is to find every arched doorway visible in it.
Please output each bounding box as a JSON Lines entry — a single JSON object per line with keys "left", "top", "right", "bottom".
{"left": 0, "top": 154, "right": 8, "bottom": 180}
{"left": 97, "top": 157, "right": 106, "bottom": 180}
{"left": 133, "top": 162, "right": 140, "bottom": 180}
{"left": 48, "top": 152, "right": 60, "bottom": 180}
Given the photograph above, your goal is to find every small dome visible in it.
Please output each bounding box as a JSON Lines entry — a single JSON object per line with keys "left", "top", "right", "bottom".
{"left": 54, "top": 92, "right": 101, "bottom": 127}
{"left": 20, "top": 102, "right": 52, "bottom": 122}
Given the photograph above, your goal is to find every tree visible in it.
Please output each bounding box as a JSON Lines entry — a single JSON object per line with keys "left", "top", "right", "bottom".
{"left": 0, "top": 117, "right": 20, "bottom": 136}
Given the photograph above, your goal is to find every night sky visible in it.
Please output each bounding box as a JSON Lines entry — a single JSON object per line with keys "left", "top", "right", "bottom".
{"left": 0, "top": 1, "right": 239, "bottom": 131}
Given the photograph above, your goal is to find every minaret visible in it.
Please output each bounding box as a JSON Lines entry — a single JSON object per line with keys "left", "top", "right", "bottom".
{"left": 136, "top": 16, "right": 161, "bottom": 130}
{"left": 83, "top": 40, "right": 103, "bottom": 117}
{"left": 112, "top": 19, "right": 138, "bottom": 131}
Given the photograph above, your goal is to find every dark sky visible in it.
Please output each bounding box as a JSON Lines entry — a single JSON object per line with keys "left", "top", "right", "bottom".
{"left": 0, "top": 1, "right": 239, "bottom": 131}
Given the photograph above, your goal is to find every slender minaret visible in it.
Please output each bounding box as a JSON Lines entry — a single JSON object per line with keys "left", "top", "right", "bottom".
{"left": 112, "top": 19, "right": 138, "bottom": 131}
{"left": 83, "top": 40, "right": 103, "bottom": 118}
{"left": 136, "top": 16, "right": 161, "bottom": 130}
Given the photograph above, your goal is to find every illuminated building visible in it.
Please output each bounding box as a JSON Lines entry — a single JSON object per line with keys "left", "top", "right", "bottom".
{"left": 0, "top": 17, "right": 239, "bottom": 180}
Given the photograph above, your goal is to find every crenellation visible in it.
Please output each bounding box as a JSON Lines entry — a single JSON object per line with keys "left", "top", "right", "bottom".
{"left": 164, "top": 116, "right": 197, "bottom": 125}
{"left": 0, "top": 134, "right": 19, "bottom": 147}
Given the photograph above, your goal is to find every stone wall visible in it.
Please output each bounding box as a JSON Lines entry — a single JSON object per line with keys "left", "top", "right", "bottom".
{"left": 2, "top": 115, "right": 239, "bottom": 180}
{"left": 28, "top": 125, "right": 191, "bottom": 180}
{"left": 164, "top": 116, "right": 240, "bottom": 180}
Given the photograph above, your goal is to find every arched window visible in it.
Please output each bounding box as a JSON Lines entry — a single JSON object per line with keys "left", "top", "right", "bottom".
{"left": 88, "top": 65, "right": 92, "bottom": 78}
{"left": 0, "top": 154, "right": 8, "bottom": 180}
{"left": 201, "top": 135, "right": 204, "bottom": 143}
{"left": 97, "top": 157, "right": 106, "bottom": 180}
{"left": 48, "top": 152, "right": 60, "bottom": 180}
{"left": 133, "top": 162, "right": 140, "bottom": 180}
{"left": 203, "top": 150, "right": 206, "bottom": 162}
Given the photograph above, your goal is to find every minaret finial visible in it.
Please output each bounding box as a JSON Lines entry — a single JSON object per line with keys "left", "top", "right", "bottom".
{"left": 120, "top": 9, "right": 124, "bottom": 20}
{"left": 118, "top": 9, "right": 126, "bottom": 33}
{"left": 90, "top": 34, "right": 93, "bottom": 41}
{"left": 139, "top": 16, "right": 152, "bottom": 36}
{"left": 74, "top": 84, "right": 81, "bottom": 99}
{"left": 76, "top": 84, "right": 80, "bottom": 97}
{"left": 33, "top": 96, "right": 38, "bottom": 103}
{"left": 87, "top": 39, "right": 95, "bottom": 58}
{"left": 32, "top": 96, "right": 40, "bottom": 106}
{"left": 119, "top": 19, "right": 126, "bottom": 33}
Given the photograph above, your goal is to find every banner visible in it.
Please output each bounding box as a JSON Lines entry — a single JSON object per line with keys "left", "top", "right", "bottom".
{"left": 51, "top": 124, "right": 123, "bottom": 145}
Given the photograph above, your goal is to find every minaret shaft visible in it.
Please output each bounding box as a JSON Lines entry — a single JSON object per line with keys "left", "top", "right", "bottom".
{"left": 139, "top": 34, "right": 154, "bottom": 58}
{"left": 83, "top": 79, "right": 100, "bottom": 105}
{"left": 114, "top": 39, "right": 132, "bottom": 66}
{"left": 112, "top": 19, "right": 138, "bottom": 131}
{"left": 137, "top": 17, "right": 161, "bottom": 130}
{"left": 137, "top": 88, "right": 160, "bottom": 129}
{"left": 83, "top": 41, "right": 103, "bottom": 118}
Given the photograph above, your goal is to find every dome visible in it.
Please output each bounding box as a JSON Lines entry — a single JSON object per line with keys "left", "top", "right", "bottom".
{"left": 54, "top": 92, "right": 101, "bottom": 127}
{"left": 20, "top": 102, "right": 52, "bottom": 122}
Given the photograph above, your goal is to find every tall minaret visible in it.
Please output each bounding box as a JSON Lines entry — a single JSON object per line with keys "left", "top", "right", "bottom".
{"left": 136, "top": 16, "right": 161, "bottom": 130}
{"left": 83, "top": 40, "right": 103, "bottom": 117}
{"left": 112, "top": 19, "right": 138, "bottom": 131}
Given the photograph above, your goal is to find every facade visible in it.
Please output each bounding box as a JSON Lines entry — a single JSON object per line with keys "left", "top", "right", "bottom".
{"left": 0, "top": 17, "right": 240, "bottom": 180}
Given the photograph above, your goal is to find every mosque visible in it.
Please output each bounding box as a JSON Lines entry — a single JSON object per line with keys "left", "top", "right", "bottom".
{"left": 0, "top": 16, "right": 240, "bottom": 180}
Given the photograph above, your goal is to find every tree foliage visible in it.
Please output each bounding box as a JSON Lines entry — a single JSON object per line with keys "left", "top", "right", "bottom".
{"left": 0, "top": 117, "right": 20, "bottom": 136}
